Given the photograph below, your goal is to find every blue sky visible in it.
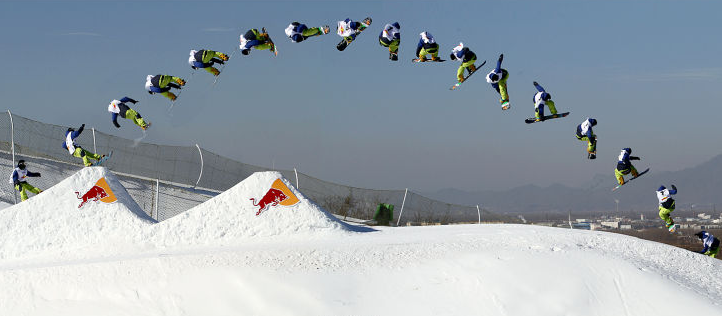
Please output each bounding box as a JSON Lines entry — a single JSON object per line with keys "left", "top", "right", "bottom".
{"left": 0, "top": 0, "right": 720, "bottom": 192}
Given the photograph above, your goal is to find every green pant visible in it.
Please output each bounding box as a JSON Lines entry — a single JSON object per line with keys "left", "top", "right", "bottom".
{"left": 457, "top": 57, "right": 478, "bottom": 80}
{"left": 418, "top": 46, "right": 439, "bottom": 59}
{"left": 615, "top": 165, "right": 638, "bottom": 184}
{"left": 659, "top": 202, "right": 675, "bottom": 227}
{"left": 124, "top": 109, "right": 148, "bottom": 128}
{"left": 535, "top": 100, "right": 558, "bottom": 118}
{"left": 73, "top": 147, "right": 102, "bottom": 167}
{"left": 302, "top": 27, "right": 323, "bottom": 37}
{"left": 15, "top": 182, "right": 41, "bottom": 201}
{"left": 576, "top": 135, "right": 597, "bottom": 153}
{"left": 379, "top": 38, "right": 400, "bottom": 53}
{"left": 498, "top": 73, "right": 509, "bottom": 103}
{"left": 703, "top": 247, "right": 719, "bottom": 258}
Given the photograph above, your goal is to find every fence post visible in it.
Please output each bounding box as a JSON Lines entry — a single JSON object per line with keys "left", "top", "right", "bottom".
{"left": 91, "top": 127, "right": 97, "bottom": 154}
{"left": 396, "top": 188, "right": 408, "bottom": 227}
{"left": 155, "top": 178, "right": 159, "bottom": 221}
{"left": 8, "top": 111, "right": 16, "bottom": 204}
{"left": 476, "top": 205, "right": 481, "bottom": 224}
{"left": 193, "top": 144, "right": 203, "bottom": 189}
{"left": 294, "top": 168, "right": 299, "bottom": 189}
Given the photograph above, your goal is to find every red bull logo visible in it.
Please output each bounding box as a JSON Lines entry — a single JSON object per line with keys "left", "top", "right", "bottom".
{"left": 250, "top": 179, "right": 300, "bottom": 216}
{"left": 76, "top": 177, "right": 117, "bottom": 208}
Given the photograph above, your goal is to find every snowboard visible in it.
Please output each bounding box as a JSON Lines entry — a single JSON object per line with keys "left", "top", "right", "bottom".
{"left": 142, "top": 122, "right": 151, "bottom": 130}
{"left": 524, "top": 112, "right": 570, "bottom": 124}
{"left": 611, "top": 168, "right": 650, "bottom": 191}
{"left": 412, "top": 58, "right": 445, "bottom": 63}
{"left": 262, "top": 27, "right": 278, "bottom": 56}
{"left": 91, "top": 151, "right": 113, "bottom": 167}
{"left": 449, "top": 60, "right": 487, "bottom": 90}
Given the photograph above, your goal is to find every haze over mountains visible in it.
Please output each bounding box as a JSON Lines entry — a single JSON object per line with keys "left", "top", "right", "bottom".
{"left": 426, "top": 154, "right": 722, "bottom": 214}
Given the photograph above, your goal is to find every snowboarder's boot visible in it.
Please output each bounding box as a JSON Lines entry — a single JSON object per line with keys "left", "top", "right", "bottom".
{"left": 210, "top": 68, "right": 220, "bottom": 76}
{"left": 418, "top": 56, "right": 427, "bottom": 62}
{"left": 322, "top": 25, "right": 330, "bottom": 34}
{"left": 431, "top": 56, "right": 441, "bottom": 61}
{"left": 469, "top": 64, "right": 477, "bottom": 73}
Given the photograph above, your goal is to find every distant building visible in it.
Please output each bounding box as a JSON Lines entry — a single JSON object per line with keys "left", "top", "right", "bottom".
{"left": 601, "top": 221, "right": 620, "bottom": 229}
{"left": 572, "top": 222, "right": 591, "bottom": 230}
{"left": 620, "top": 224, "right": 632, "bottom": 230}
{"left": 697, "top": 213, "right": 712, "bottom": 220}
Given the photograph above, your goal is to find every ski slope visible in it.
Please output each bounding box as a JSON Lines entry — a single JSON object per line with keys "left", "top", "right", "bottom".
{"left": 0, "top": 169, "right": 720, "bottom": 315}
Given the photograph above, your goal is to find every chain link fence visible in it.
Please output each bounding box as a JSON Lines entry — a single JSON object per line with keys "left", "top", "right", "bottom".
{"left": 0, "top": 112, "right": 517, "bottom": 224}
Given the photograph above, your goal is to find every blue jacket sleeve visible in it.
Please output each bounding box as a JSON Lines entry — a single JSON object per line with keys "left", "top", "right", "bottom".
{"left": 119, "top": 97, "right": 134, "bottom": 103}
{"left": 534, "top": 83, "right": 546, "bottom": 93}
{"left": 112, "top": 113, "right": 120, "bottom": 128}
{"left": 415, "top": 40, "right": 423, "bottom": 57}
{"left": 668, "top": 189, "right": 677, "bottom": 195}
{"left": 495, "top": 58, "right": 503, "bottom": 72}
{"left": 12, "top": 170, "right": 19, "bottom": 185}
{"left": 243, "top": 40, "right": 261, "bottom": 50}
{"left": 27, "top": 171, "right": 40, "bottom": 177}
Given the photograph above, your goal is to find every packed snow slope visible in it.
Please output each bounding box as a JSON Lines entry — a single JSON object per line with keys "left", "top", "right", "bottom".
{"left": 0, "top": 170, "right": 720, "bottom": 315}
{"left": 0, "top": 167, "right": 155, "bottom": 260}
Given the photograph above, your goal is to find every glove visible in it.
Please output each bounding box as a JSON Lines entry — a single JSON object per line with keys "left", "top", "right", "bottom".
{"left": 671, "top": 185, "right": 677, "bottom": 191}
{"left": 81, "top": 124, "right": 85, "bottom": 128}
{"left": 130, "top": 99, "right": 138, "bottom": 104}
{"left": 533, "top": 81, "right": 539, "bottom": 86}
{"left": 499, "top": 53, "right": 504, "bottom": 62}
{"left": 36, "top": 173, "right": 41, "bottom": 177}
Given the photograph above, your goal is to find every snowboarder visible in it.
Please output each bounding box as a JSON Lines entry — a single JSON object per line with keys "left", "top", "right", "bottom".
{"left": 486, "top": 54, "right": 510, "bottom": 110}
{"left": 378, "top": 22, "right": 400, "bottom": 60}
{"left": 656, "top": 185, "right": 678, "bottom": 231}
{"left": 694, "top": 231, "right": 720, "bottom": 258}
{"left": 284, "top": 22, "right": 330, "bottom": 43}
{"left": 10, "top": 160, "right": 41, "bottom": 202}
{"left": 188, "top": 49, "right": 229, "bottom": 76}
{"left": 532, "top": 81, "right": 558, "bottom": 121}
{"left": 61, "top": 124, "right": 106, "bottom": 167}
{"left": 576, "top": 118, "right": 598, "bottom": 159}
{"left": 615, "top": 148, "right": 640, "bottom": 185}
{"left": 449, "top": 43, "right": 477, "bottom": 83}
{"left": 336, "top": 17, "right": 372, "bottom": 51}
{"left": 415, "top": 32, "right": 441, "bottom": 62}
{"left": 239, "top": 28, "right": 276, "bottom": 55}
{"left": 145, "top": 75, "right": 186, "bottom": 101}
{"left": 108, "top": 97, "right": 149, "bottom": 130}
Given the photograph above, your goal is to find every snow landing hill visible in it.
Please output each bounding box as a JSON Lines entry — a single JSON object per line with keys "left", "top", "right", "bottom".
{"left": 0, "top": 168, "right": 720, "bottom": 315}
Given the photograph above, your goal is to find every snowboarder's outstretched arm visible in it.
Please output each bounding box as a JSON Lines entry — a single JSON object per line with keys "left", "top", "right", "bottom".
{"left": 494, "top": 54, "right": 504, "bottom": 72}
{"left": 11, "top": 170, "right": 19, "bottom": 186}
{"left": 669, "top": 185, "right": 677, "bottom": 195}
{"left": 533, "top": 81, "right": 546, "bottom": 93}
{"left": 72, "top": 124, "right": 85, "bottom": 138}
{"left": 629, "top": 156, "right": 640, "bottom": 161}
{"left": 27, "top": 170, "right": 40, "bottom": 177}
{"left": 120, "top": 97, "right": 137, "bottom": 104}
{"left": 112, "top": 113, "right": 120, "bottom": 128}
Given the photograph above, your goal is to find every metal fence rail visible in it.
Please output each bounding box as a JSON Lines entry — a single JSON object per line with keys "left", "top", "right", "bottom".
{"left": 0, "top": 112, "right": 514, "bottom": 224}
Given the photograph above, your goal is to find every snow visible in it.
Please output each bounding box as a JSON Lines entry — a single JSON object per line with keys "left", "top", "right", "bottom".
{"left": 0, "top": 169, "right": 720, "bottom": 315}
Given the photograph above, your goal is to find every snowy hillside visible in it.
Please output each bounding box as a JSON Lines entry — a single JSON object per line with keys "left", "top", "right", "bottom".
{"left": 0, "top": 169, "right": 720, "bottom": 315}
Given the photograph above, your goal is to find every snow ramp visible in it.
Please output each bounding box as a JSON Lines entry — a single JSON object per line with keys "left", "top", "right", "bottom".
{"left": 0, "top": 167, "right": 155, "bottom": 260}
{"left": 154, "top": 171, "right": 363, "bottom": 246}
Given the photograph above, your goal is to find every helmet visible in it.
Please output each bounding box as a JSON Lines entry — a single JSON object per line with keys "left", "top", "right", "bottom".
{"left": 449, "top": 53, "right": 456, "bottom": 60}
{"left": 695, "top": 231, "right": 706, "bottom": 239}
{"left": 657, "top": 185, "right": 666, "bottom": 191}
{"left": 623, "top": 148, "right": 632, "bottom": 154}
{"left": 589, "top": 118, "right": 597, "bottom": 126}
{"left": 490, "top": 74, "right": 499, "bottom": 82}
{"left": 291, "top": 34, "right": 303, "bottom": 42}
{"left": 67, "top": 127, "right": 74, "bottom": 132}
{"left": 17, "top": 160, "right": 26, "bottom": 170}
{"left": 241, "top": 49, "right": 250, "bottom": 55}
{"left": 392, "top": 22, "right": 400, "bottom": 29}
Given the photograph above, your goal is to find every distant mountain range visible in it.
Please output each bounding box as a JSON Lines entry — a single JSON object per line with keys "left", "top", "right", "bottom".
{"left": 424, "top": 154, "right": 722, "bottom": 214}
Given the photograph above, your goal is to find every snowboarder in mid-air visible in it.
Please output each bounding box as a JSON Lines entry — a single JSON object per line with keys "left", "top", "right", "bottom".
{"left": 532, "top": 81, "right": 558, "bottom": 121}
{"left": 10, "top": 160, "right": 42, "bottom": 202}
{"left": 694, "top": 231, "right": 720, "bottom": 258}
{"left": 188, "top": 49, "right": 229, "bottom": 76}
{"left": 378, "top": 22, "right": 400, "bottom": 60}
{"left": 486, "top": 54, "right": 510, "bottom": 110}
{"left": 576, "top": 118, "right": 598, "bottom": 159}
{"left": 108, "top": 97, "right": 150, "bottom": 130}
{"left": 450, "top": 43, "right": 477, "bottom": 83}
{"left": 615, "top": 148, "right": 640, "bottom": 185}
{"left": 656, "top": 184, "right": 678, "bottom": 231}
{"left": 284, "top": 22, "right": 330, "bottom": 43}
{"left": 62, "top": 124, "right": 107, "bottom": 167}
{"left": 336, "top": 17, "right": 372, "bottom": 51}
{"left": 239, "top": 29, "right": 276, "bottom": 55}
{"left": 145, "top": 75, "right": 186, "bottom": 101}
{"left": 414, "top": 32, "right": 441, "bottom": 62}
